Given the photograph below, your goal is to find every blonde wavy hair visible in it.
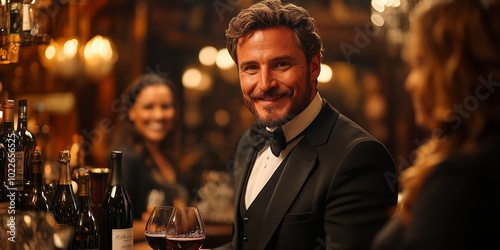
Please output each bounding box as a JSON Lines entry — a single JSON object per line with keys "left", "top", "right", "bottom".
{"left": 398, "top": 0, "right": 500, "bottom": 224}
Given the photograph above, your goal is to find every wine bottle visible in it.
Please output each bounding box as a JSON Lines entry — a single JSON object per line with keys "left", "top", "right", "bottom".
{"left": 69, "top": 134, "right": 86, "bottom": 192}
{"left": 24, "top": 150, "right": 51, "bottom": 211}
{"left": 20, "top": 0, "right": 31, "bottom": 35}
{"left": 8, "top": 0, "right": 22, "bottom": 34}
{"left": 0, "top": 1, "right": 7, "bottom": 35}
{"left": 72, "top": 168, "right": 99, "bottom": 249}
{"left": 0, "top": 99, "right": 26, "bottom": 211}
{"left": 16, "top": 99, "right": 36, "bottom": 193}
{"left": 51, "top": 150, "right": 77, "bottom": 226}
{"left": 101, "top": 151, "right": 133, "bottom": 250}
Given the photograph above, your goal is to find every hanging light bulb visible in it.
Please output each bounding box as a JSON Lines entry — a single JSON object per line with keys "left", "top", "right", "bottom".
{"left": 83, "top": 35, "right": 118, "bottom": 80}
{"left": 40, "top": 35, "right": 118, "bottom": 80}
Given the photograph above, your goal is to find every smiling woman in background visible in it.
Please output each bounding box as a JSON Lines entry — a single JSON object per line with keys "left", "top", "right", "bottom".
{"left": 372, "top": 0, "right": 500, "bottom": 249}
{"left": 108, "top": 73, "right": 189, "bottom": 242}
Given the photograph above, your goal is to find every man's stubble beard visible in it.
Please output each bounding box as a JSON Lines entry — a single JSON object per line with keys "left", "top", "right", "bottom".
{"left": 244, "top": 73, "right": 314, "bottom": 128}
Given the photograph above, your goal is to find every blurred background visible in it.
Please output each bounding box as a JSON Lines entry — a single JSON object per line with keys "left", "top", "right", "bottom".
{"left": 0, "top": 0, "right": 423, "bottom": 196}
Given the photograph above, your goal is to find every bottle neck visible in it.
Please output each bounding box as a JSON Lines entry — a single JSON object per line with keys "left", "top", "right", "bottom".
{"left": 18, "top": 104, "right": 28, "bottom": 129}
{"left": 108, "top": 158, "right": 124, "bottom": 186}
{"left": 31, "top": 162, "right": 43, "bottom": 185}
{"left": 17, "top": 118, "right": 27, "bottom": 129}
{"left": 3, "top": 108, "right": 15, "bottom": 130}
{"left": 78, "top": 175, "right": 89, "bottom": 197}
{"left": 31, "top": 172, "right": 43, "bottom": 186}
{"left": 78, "top": 195, "right": 91, "bottom": 211}
{"left": 77, "top": 175, "right": 91, "bottom": 210}
{"left": 58, "top": 161, "right": 72, "bottom": 185}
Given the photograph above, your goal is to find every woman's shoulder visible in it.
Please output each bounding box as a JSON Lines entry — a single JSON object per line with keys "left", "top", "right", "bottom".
{"left": 410, "top": 136, "right": 500, "bottom": 249}
{"left": 435, "top": 136, "right": 500, "bottom": 176}
{"left": 423, "top": 135, "right": 500, "bottom": 204}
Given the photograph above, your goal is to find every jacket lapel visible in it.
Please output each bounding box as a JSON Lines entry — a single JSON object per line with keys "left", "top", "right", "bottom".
{"left": 256, "top": 140, "right": 317, "bottom": 250}
{"left": 231, "top": 136, "right": 256, "bottom": 249}
{"left": 255, "top": 101, "right": 340, "bottom": 250}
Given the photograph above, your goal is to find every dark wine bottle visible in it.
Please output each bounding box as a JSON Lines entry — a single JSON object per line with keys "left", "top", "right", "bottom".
{"left": 72, "top": 168, "right": 99, "bottom": 249}
{"left": 16, "top": 99, "right": 36, "bottom": 193}
{"left": 24, "top": 150, "right": 51, "bottom": 211}
{"left": 8, "top": 0, "right": 22, "bottom": 34}
{"left": 0, "top": 1, "right": 7, "bottom": 35}
{"left": 69, "top": 134, "right": 86, "bottom": 191}
{"left": 51, "top": 150, "right": 77, "bottom": 226}
{"left": 0, "top": 99, "right": 26, "bottom": 211}
{"left": 101, "top": 151, "right": 133, "bottom": 250}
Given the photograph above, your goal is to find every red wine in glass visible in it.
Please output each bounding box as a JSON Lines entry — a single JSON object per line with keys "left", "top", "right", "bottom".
{"left": 145, "top": 206, "right": 174, "bottom": 250}
{"left": 166, "top": 236, "right": 205, "bottom": 250}
{"left": 145, "top": 232, "right": 169, "bottom": 250}
{"left": 166, "top": 207, "right": 206, "bottom": 250}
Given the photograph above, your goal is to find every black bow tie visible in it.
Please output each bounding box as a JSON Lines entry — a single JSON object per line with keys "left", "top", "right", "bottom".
{"left": 249, "top": 124, "right": 287, "bottom": 157}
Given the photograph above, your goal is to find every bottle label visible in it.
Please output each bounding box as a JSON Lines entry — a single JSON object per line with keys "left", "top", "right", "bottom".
{"left": 111, "top": 228, "right": 133, "bottom": 250}
{"left": 22, "top": 4, "right": 31, "bottom": 31}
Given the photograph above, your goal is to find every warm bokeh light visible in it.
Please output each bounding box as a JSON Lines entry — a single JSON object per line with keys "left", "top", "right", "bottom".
{"left": 216, "top": 48, "right": 235, "bottom": 70}
{"left": 182, "top": 67, "right": 213, "bottom": 92}
{"left": 371, "top": 0, "right": 385, "bottom": 12}
{"left": 63, "top": 38, "right": 79, "bottom": 59}
{"left": 84, "top": 35, "right": 114, "bottom": 62}
{"left": 199, "top": 46, "right": 218, "bottom": 66}
{"left": 83, "top": 35, "right": 118, "bottom": 79}
{"left": 372, "top": 0, "right": 400, "bottom": 10}
{"left": 318, "top": 63, "right": 333, "bottom": 83}
{"left": 375, "top": 0, "right": 389, "bottom": 6}
{"left": 45, "top": 45, "right": 56, "bottom": 60}
{"left": 371, "top": 12, "right": 385, "bottom": 27}
{"left": 183, "top": 67, "right": 202, "bottom": 89}
{"left": 40, "top": 35, "right": 118, "bottom": 80}
{"left": 214, "top": 109, "right": 230, "bottom": 126}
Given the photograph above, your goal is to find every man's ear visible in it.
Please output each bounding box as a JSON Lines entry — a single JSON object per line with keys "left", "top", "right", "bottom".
{"left": 310, "top": 53, "right": 321, "bottom": 81}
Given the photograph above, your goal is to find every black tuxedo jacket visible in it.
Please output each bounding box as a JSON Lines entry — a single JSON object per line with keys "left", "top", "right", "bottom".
{"left": 219, "top": 100, "right": 398, "bottom": 250}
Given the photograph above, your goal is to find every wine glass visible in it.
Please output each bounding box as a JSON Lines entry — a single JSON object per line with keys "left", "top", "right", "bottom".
{"left": 145, "top": 206, "right": 175, "bottom": 250}
{"left": 166, "top": 206, "right": 206, "bottom": 250}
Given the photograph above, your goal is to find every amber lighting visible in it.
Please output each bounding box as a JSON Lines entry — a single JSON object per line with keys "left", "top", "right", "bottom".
{"left": 40, "top": 35, "right": 117, "bottom": 80}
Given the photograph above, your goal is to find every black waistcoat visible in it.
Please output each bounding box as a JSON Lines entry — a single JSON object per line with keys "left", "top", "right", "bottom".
{"left": 238, "top": 155, "right": 288, "bottom": 250}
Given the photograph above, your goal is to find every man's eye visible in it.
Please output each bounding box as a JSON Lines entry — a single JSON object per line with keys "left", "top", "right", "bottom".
{"left": 244, "top": 65, "right": 258, "bottom": 72}
{"left": 276, "top": 62, "right": 290, "bottom": 68}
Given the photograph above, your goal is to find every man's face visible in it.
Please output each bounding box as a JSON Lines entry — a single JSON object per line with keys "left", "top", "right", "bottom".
{"left": 236, "top": 26, "right": 321, "bottom": 128}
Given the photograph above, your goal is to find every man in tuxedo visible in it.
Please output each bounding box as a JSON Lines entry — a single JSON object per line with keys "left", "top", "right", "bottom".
{"left": 216, "top": 1, "right": 398, "bottom": 249}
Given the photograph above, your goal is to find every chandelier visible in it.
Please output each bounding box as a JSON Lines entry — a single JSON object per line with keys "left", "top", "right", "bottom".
{"left": 40, "top": 34, "right": 118, "bottom": 80}
{"left": 38, "top": 0, "right": 118, "bottom": 81}
{"left": 369, "top": 0, "right": 418, "bottom": 54}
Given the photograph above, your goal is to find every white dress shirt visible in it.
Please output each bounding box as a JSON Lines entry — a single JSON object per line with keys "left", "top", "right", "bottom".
{"left": 244, "top": 93, "right": 323, "bottom": 208}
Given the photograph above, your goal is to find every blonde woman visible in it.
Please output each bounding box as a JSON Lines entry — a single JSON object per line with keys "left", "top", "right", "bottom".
{"left": 373, "top": 0, "right": 500, "bottom": 249}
